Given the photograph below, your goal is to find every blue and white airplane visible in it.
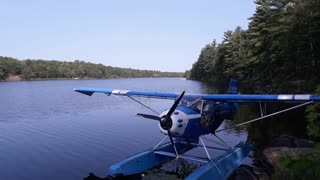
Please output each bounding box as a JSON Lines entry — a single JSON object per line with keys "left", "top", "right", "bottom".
{"left": 74, "top": 79, "right": 320, "bottom": 179}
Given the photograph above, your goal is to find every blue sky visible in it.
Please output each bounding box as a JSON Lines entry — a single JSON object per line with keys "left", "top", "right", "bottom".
{"left": 0, "top": 0, "right": 256, "bottom": 72}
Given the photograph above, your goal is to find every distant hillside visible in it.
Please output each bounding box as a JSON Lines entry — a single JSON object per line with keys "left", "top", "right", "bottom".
{"left": 0, "top": 56, "right": 184, "bottom": 81}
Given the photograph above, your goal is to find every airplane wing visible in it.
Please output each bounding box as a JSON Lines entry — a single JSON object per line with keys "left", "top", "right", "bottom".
{"left": 74, "top": 87, "right": 179, "bottom": 99}
{"left": 74, "top": 87, "right": 320, "bottom": 102}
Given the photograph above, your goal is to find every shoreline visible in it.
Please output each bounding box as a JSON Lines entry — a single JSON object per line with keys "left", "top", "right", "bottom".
{"left": 1, "top": 76, "right": 186, "bottom": 82}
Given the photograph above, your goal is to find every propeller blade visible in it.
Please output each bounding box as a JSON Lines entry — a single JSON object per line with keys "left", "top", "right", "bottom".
{"left": 164, "top": 90, "right": 186, "bottom": 158}
{"left": 136, "top": 113, "right": 161, "bottom": 121}
{"left": 166, "top": 90, "right": 186, "bottom": 118}
{"left": 167, "top": 129, "right": 178, "bottom": 158}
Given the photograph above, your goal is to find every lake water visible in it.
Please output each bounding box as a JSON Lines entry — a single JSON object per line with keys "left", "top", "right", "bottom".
{"left": 0, "top": 78, "right": 307, "bottom": 180}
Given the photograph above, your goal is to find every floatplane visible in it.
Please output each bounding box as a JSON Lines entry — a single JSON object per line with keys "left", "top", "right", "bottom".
{"left": 74, "top": 79, "right": 320, "bottom": 179}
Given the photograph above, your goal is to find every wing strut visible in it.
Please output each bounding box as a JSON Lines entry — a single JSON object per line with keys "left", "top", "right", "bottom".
{"left": 202, "top": 136, "right": 230, "bottom": 148}
{"left": 216, "top": 101, "right": 313, "bottom": 133}
{"left": 200, "top": 137, "right": 212, "bottom": 160}
{"left": 128, "top": 96, "right": 160, "bottom": 115}
{"left": 259, "top": 101, "right": 267, "bottom": 117}
{"left": 153, "top": 136, "right": 168, "bottom": 150}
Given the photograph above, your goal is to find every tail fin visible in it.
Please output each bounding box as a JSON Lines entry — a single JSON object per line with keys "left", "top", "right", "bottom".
{"left": 227, "top": 78, "right": 238, "bottom": 94}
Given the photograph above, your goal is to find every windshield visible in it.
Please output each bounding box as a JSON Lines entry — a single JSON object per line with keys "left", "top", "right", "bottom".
{"left": 181, "top": 97, "right": 215, "bottom": 113}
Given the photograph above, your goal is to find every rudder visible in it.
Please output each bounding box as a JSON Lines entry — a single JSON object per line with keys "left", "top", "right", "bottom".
{"left": 227, "top": 78, "right": 238, "bottom": 94}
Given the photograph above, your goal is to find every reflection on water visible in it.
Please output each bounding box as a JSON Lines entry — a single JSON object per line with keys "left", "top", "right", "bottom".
{"left": 246, "top": 103, "right": 308, "bottom": 150}
{"left": 201, "top": 81, "right": 309, "bottom": 150}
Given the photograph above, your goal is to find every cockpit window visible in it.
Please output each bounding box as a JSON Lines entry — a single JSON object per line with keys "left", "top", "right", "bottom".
{"left": 181, "top": 97, "right": 215, "bottom": 113}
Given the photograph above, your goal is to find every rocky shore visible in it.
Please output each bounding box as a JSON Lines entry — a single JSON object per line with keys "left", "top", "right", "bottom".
{"left": 229, "top": 134, "right": 315, "bottom": 180}
{"left": 4, "top": 74, "right": 22, "bottom": 81}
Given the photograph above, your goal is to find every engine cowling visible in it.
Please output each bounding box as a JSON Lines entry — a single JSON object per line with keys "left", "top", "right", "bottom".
{"left": 158, "top": 109, "right": 188, "bottom": 137}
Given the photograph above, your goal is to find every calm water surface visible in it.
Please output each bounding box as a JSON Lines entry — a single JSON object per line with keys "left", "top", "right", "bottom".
{"left": 2, "top": 78, "right": 305, "bottom": 180}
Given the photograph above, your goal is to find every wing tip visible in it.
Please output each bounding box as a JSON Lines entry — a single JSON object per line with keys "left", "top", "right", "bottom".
{"left": 74, "top": 87, "right": 94, "bottom": 96}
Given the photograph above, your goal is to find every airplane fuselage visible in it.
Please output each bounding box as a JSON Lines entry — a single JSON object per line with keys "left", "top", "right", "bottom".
{"left": 158, "top": 101, "right": 238, "bottom": 138}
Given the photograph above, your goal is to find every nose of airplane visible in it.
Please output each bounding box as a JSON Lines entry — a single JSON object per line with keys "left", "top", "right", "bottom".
{"left": 158, "top": 109, "right": 188, "bottom": 137}
{"left": 160, "top": 115, "right": 172, "bottom": 130}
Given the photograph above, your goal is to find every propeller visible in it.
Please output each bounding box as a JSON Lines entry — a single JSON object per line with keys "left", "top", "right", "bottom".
{"left": 136, "top": 90, "right": 186, "bottom": 158}
{"left": 136, "top": 113, "right": 161, "bottom": 121}
{"left": 163, "top": 90, "right": 185, "bottom": 157}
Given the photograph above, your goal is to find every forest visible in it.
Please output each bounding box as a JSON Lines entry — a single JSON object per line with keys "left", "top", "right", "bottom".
{"left": 0, "top": 56, "right": 184, "bottom": 80}
{"left": 189, "top": 0, "right": 320, "bottom": 93}
{"left": 189, "top": 1, "right": 320, "bottom": 177}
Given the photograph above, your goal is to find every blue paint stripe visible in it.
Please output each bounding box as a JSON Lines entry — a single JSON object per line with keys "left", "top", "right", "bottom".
{"left": 127, "top": 91, "right": 178, "bottom": 99}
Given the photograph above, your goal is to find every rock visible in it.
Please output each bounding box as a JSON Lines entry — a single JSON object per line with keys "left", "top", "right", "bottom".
{"left": 263, "top": 147, "right": 312, "bottom": 167}
{"left": 83, "top": 173, "right": 106, "bottom": 180}
{"left": 83, "top": 173, "right": 142, "bottom": 180}
{"left": 5, "top": 74, "right": 21, "bottom": 81}
{"left": 294, "top": 139, "right": 314, "bottom": 148}
{"left": 271, "top": 136, "right": 294, "bottom": 147}
{"left": 234, "top": 166, "right": 257, "bottom": 180}
{"left": 228, "top": 165, "right": 270, "bottom": 180}
{"left": 248, "top": 135, "right": 316, "bottom": 179}
{"left": 271, "top": 134, "right": 314, "bottom": 148}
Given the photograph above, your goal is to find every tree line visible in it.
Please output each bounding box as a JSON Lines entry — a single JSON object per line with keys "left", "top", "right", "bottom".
{"left": 189, "top": 0, "right": 320, "bottom": 93}
{"left": 0, "top": 56, "right": 184, "bottom": 80}
{"left": 189, "top": 1, "right": 320, "bottom": 176}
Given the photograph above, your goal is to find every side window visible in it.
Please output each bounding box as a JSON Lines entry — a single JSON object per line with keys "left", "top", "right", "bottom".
{"left": 202, "top": 101, "right": 215, "bottom": 114}
{"left": 189, "top": 101, "right": 202, "bottom": 112}
{"left": 182, "top": 98, "right": 215, "bottom": 114}
{"left": 203, "top": 103, "right": 213, "bottom": 112}
{"left": 200, "top": 101, "right": 215, "bottom": 128}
